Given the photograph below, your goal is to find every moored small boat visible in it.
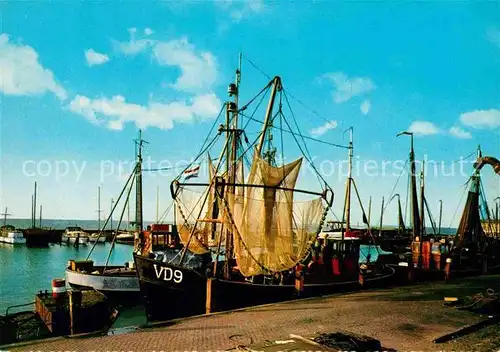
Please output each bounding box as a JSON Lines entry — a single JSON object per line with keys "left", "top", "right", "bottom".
{"left": 0, "top": 225, "right": 27, "bottom": 245}
{"left": 89, "top": 232, "right": 106, "bottom": 243}
{"left": 65, "top": 260, "right": 140, "bottom": 304}
{"left": 63, "top": 226, "right": 89, "bottom": 245}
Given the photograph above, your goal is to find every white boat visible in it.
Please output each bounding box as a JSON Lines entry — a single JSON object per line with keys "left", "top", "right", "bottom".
{"left": 89, "top": 233, "right": 106, "bottom": 243}
{"left": 0, "top": 225, "right": 26, "bottom": 244}
{"left": 115, "top": 231, "right": 135, "bottom": 243}
{"left": 65, "top": 260, "right": 140, "bottom": 305}
{"left": 63, "top": 226, "right": 89, "bottom": 245}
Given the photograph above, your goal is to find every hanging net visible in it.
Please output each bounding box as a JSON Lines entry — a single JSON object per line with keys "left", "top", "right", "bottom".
{"left": 228, "top": 152, "right": 324, "bottom": 277}
{"left": 454, "top": 175, "right": 486, "bottom": 251}
{"left": 175, "top": 157, "right": 223, "bottom": 254}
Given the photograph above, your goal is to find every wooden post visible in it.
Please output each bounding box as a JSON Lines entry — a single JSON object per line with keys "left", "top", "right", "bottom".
{"left": 206, "top": 278, "right": 214, "bottom": 314}
{"left": 69, "top": 290, "right": 82, "bottom": 335}
{"left": 295, "top": 264, "right": 305, "bottom": 297}
{"left": 358, "top": 271, "right": 365, "bottom": 287}
{"left": 483, "top": 258, "right": 488, "bottom": 274}
{"left": 407, "top": 258, "right": 415, "bottom": 283}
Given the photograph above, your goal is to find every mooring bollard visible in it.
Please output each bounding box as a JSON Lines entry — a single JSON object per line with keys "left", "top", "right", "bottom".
{"left": 444, "top": 258, "right": 452, "bottom": 281}
{"left": 52, "top": 279, "right": 66, "bottom": 299}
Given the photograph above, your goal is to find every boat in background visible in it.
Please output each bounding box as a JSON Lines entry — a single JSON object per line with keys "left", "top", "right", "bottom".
{"left": 0, "top": 225, "right": 27, "bottom": 245}
{"left": 393, "top": 149, "right": 500, "bottom": 282}
{"left": 89, "top": 232, "right": 106, "bottom": 243}
{"left": 115, "top": 231, "right": 135, "bottom": 244}
{"left": 62, "top": 226, "right": 89, "bottom": 245}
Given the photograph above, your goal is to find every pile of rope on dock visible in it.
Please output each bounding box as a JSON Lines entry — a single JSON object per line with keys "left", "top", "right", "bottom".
{"left": 445, "top": 288, "right": 499, "bottom": 315}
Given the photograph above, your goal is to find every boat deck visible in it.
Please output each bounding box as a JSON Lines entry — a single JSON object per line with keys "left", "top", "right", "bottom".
{"left": 5, "top": 275, "right": 500, "bottom": 351}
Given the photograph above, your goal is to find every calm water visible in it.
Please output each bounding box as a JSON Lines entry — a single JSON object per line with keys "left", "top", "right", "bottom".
{"left": 0, "top": 242, "right": 133, "bottom": 314}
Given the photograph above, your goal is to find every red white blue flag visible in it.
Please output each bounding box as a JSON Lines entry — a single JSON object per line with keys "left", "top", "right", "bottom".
{"left": 183, "top": 165, "right": 200, "bottom": 179}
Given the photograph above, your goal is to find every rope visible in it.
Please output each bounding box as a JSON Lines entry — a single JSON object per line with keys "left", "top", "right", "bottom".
{"left": 242, "top": 54, "right": 335, "bottom": 126}
{"left": 240, "top": 112, "right": 349, "bottom": 149}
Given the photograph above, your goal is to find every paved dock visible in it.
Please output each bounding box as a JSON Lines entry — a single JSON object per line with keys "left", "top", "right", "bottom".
{"left": 5, "top": 275, "right": 500, "bottom": 351}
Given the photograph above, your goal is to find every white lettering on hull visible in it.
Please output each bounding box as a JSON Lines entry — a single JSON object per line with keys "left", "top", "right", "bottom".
{"left": 153, "top": 264, "right": 183, "bottom": 283}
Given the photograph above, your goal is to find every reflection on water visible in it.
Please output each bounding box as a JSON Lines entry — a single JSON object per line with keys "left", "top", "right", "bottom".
{"left": 0, "top": 242, "right": 133, "bottom": 313}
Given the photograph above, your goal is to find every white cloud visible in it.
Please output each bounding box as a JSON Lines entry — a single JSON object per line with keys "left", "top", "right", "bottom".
{"left": 460, "top": 109, "right": 500, "bottom": 129}
{"left": 320, "top": 72, "right": 376, "bottom": 103}
{"left": 114, "top": 27, "right": 155, "bottom": 55}
{"left": 408, "top": 121, "right": 441, "bottom": 136}
{"left": 449, "top": 126, "right": 472, "bottom": 139}
{"left": 153, "top": 37, "right": 217, "bottom": 93}
{"left": 310, "top": 120, "right": 338, "bottom": 137}
{"left": 68, "top": 93, "right": 221, "bottom": 130}
{"left": 487, "top": 27, "right": 500, "bottom": 48}
{"left": 85, "top": 49, "right": 109, "bottom": 66}
{"left": 113, "top": 30, "right": 218, "bottom": 93}
{"left": 0, "top": 33, "right": 67, "bottom": 100}
{"left": 360, "top": 100, "right": 371, "bottom": 115}
{"left": 218, "top": 0, "right": 264, "bottom": 23}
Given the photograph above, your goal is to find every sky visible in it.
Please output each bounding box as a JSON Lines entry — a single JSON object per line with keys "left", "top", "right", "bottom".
{"left": 1, "top": 1, "right": 499, "bottom": 229}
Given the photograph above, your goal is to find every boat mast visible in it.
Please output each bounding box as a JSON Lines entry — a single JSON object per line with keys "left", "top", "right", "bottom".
{"left": 438, "top": 199, "right": 443, "bottom": 235}
{"left": 97, "top": 186, "right": 102, "bottom": 230}
{"left": 343, "top": 127, "right": 353, "bottom": 236}
{"left": 397, "top": 131, "right": 420, "bottom": 241}
{"left": 110, "top": 198, "right": 114, "bottom": 230}
{"left": 419, "top": 165, "right": 426, "bottom": 237}
{"left": 223, "top": 53, "right": 242, "bottom": 280}
{"left": 379, "top": 197, "right": 384, "bottom": 237}
{"left": 1, "top": 207, "right": 10, "bottom": 226}
{"left": 134, "top": 129, "right": 147, "bottom": 232}
{"left": 396, "top": 194, "right": 405, "bottom": 235}
{"left": 39, "top": 205, "right": 42, "bottom": 228}
{"left": 256, "top": 77, "right": 281, "bottom": 156}
{"left": 31, "top": 195, "right": 34, "bottom": 228}
{"left": 367, "top": 196, "right": 372, "bottom": 224}
{"left": 32, "top": 181, "right": 37, "bottom": 228}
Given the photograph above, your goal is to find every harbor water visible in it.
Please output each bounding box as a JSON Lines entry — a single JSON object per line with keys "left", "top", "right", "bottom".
{"left": 0, "top": 241, "right": 133, "bottom": 314}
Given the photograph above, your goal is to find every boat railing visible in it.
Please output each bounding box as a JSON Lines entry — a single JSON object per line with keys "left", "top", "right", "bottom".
{"left": 5, "top": 301, "right": 36, "bottom": 316}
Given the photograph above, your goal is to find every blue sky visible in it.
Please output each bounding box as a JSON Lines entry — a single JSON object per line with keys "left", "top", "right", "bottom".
{"left": 1, "top": 1, "right": 499, "bottom": 228}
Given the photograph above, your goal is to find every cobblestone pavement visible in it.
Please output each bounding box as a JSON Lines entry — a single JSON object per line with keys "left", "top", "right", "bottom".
{"left": 5, "top": 277, "right": 498, "bottom": 352}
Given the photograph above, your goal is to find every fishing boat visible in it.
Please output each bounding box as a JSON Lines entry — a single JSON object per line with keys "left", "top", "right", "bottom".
{"left": 0, "top": 225, "right": 26, "bottom": 245}
{"left": 65, "top": 132, "right": 149, "bottom": 305}
{"left": 394, "top": 149, "right": 500, "bottom": 282}
{"left": 134, "top": 58, "right": 395, "bottom": 322}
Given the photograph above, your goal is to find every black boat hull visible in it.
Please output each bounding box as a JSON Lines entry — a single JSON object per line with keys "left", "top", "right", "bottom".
{"left": 134, "top": 254, "right": 395, "bottom": 322}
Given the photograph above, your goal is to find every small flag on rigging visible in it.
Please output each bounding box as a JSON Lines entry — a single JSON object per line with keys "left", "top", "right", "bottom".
{"left": 183, "top": 165, "right": 200, "bottom": 179}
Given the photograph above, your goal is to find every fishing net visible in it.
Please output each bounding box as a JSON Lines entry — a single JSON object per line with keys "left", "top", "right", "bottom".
{"left": 228, "top": 153, "right": 324, "bottom": 277}
{"left": 175, "top": 157, "right": 223, "bottom": 254}
{"left": 454, "top": 175, "right": 486, "bottom": 251}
